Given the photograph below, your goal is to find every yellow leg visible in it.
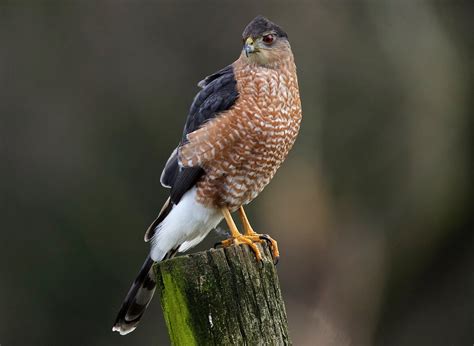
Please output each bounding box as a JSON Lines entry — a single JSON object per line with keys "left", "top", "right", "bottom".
{"left": 221, "top": 207, "right": 241, "bottom": 238}
{"left": 219, "top": 207, "right": 263, "bottom": 261}
{"left": 238, "top": 206, "right": 280, "bottom": 262}
{"left": 238, "top": 206, "right": 256, "bottom": 235}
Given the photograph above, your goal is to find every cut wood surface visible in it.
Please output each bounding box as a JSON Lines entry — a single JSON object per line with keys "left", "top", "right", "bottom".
{"left": 155, "top": 243, "right": 291, "bottom": 345}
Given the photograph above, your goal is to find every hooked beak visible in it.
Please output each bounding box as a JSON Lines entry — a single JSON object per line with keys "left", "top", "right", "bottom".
{"left": 244, "top": 37, "right": 255, "bottom": 57}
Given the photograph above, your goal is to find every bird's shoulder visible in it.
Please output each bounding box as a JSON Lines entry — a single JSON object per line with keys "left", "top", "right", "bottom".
{"left": 197, "top": 64, "right": 235, "bottom": 89}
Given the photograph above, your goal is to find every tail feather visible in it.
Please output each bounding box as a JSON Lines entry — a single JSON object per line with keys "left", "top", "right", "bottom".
{"left": 112, "top": 255, "right": 156, "bottom": 335}
{"left": 113, "top": 187, "right": 221, "bottom": 335}
{"left": 144, "top": 198, "right": 172, "bottom": 242}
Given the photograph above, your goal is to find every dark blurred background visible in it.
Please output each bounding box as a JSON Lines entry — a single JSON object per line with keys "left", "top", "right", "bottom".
{"left": 1, "top": 1, "right": 472, "bottom": 345}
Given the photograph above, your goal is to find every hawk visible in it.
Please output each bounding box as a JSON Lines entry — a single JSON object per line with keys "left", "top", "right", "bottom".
{"left": 113, "top": 15, "right": 302, "bottom": 335}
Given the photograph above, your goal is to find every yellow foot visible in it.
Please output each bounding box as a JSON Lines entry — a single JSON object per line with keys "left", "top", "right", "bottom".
{"left": 217, "top": 233, "right": 279, "bottom": 264}
{"left": 218, "top": 206, "right": 280, "bottom": 264}
{"left": 258, "top": 234, "right": 280, "bottom": 264}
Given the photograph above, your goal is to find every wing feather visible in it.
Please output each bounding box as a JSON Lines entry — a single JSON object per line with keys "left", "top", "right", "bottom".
{"left": 159, "top": 147, "right": 179, "bottom": 188}
{"left": 159, "top": 64, "right": 238, "bottom": 189}
{"left": 147, "top": 65, "right": 238, "bottom": 240}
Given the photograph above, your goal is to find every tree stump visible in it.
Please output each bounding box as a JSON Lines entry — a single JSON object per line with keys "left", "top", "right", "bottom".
{"left": 155, "top": 243, "right": 291, "bottom": 345}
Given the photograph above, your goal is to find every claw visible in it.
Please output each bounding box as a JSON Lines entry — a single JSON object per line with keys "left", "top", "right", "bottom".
{"left": 273, "top": 255, "right": 280, "bottom": 265}
{"left": 220, "top": 207, "right": 280, "bottom": 264}
{"left": 259, "top": 234, "right": 273, "bottom": 246}
{"left": 258, "top": 234, "right": 279, "bottom": 264}
{"left": 217, "top": 235, "right": 263, "bottom": 261}
{"left": 216, "top": 234, "right": 279, "bottom": 264}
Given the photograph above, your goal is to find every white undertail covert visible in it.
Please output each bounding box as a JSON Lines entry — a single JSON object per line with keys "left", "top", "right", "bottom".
{"left": 150, "top": 187, "right": 223, "bottom": 261}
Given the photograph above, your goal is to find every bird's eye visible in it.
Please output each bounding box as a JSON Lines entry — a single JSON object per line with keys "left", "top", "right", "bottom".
{"left": 262, "top": 34, "right": 275, "bottom": 44}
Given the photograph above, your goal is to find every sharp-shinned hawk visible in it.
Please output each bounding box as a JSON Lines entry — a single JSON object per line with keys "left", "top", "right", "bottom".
{"left": 113, "top": 15, "right": 302, "bottom": 335}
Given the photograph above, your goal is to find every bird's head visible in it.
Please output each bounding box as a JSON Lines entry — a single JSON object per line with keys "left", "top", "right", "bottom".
{"left": 241, "top": 16, "right": 291, "bottom": 66}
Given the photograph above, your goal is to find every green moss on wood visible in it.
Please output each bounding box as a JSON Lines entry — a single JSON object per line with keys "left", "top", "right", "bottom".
{"left": 156, "top": 244, "right": 291, "bottom": 345}
{"left": 158, "top": 267, "right": 198, "bottom": 345}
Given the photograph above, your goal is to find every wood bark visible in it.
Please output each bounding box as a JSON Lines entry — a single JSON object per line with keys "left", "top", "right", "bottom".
{"left": 155, "top": 243, "right": 291, "bottom": 345}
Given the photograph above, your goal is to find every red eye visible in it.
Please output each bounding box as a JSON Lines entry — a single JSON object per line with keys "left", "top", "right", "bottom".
{"left": 262, "top": 34, "right": 274, "bottom": 44}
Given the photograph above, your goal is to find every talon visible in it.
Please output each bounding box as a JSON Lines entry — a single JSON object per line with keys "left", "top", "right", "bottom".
{"left": 273, "top": 255, "right": 280, "bottom": 265}
{"left": 259, "top": 235, "right": 275, "bottom": 256}
{"left": 215, "top": 237, "right": 236, "bottom": 249}
{"left": 258, "top": 234, "right": 279, "bottom": 263}
{"left": 219, "top": 206, "right": 280, "bottom": 263}
{"left": 220, "top": 235, "right": 264, "bottom": 261}
{"left": 259, "top": 234, "right": 272, "bottom": 245}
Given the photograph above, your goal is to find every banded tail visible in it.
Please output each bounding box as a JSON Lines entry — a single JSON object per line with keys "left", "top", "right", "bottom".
{"left": 112, "top": 188, "right": 222, "bottom": 335}
{"left": 112, "top": 199, "right": 172, "bottom": 335}
{"left": 112, "top": 255, "right": 156, "bottom": 335}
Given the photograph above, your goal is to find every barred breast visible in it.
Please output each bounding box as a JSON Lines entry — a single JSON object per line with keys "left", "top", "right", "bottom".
{"left": 181, "top": 57, "right": 301, "bottom": 211}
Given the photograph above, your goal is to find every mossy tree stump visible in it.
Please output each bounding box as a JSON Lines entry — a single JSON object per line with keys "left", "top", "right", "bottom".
{"left": 155, "top": 243, "right": 291, "bottom": 345}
